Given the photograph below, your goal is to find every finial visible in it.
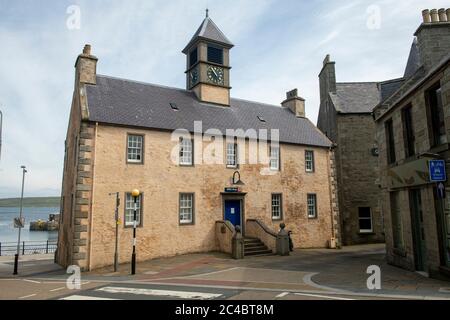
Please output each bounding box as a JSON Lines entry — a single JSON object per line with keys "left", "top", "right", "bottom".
{"left": 206, "top": 8, "right": 209, "bottom": 18}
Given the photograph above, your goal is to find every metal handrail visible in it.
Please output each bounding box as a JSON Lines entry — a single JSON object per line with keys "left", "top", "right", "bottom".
{"left": 0, "top": 240, "right": 57, "bottom": 256}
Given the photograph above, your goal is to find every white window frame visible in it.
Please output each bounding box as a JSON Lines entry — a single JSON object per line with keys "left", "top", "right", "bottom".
{"left": 271, "top": 194, "right": 282, "bottom": 220}
{"left": 270, "top": 146, "right": 280, "bottom": 171}
{"left": 127, "top": 135, "right": 143, "bottom": 163}
{"left": 179, "top": 138, "right": 193, "bottom": 166}
{"left": 179, "top": 193, "right": 194, "bottom": 224}
{"left": 358, "top": 207, "right": 373, "bottom": 233}
{"left": 305, "top": 150, "right": 315, "bottom": 172}
{"left": 307, "top": 194, "right": 317, "bottom": 218}
{"left": 226, "top": 143, "right": 238, "bottom": 168}
{"left": 125, "top": 193, "right": 142, "bottom": 227}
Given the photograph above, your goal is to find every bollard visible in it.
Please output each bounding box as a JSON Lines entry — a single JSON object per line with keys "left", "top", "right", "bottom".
{"left": 22, "top": 241, "right": 25, "bottom": 255}
{"left": 46, "top": 240, "right": 49, "bottom": 254}
{"left": 276, "top": 223, "right": 290, "bottom": 256}
{"left": 232, "top": 226, "right": 244, "bottom": 259}
{"left": 0, "top": 242, "right": 2, "bottom": 256}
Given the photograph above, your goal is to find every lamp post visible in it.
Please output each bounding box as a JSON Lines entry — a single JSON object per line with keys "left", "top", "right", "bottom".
{"left": 131, "top": 189, "right": 140, "bottom": 275}
{"left": 13, "top": 165, "right": 27, "bottom": 275}
{"left": 109, "top": 192, "right": 120, "bottom": 272}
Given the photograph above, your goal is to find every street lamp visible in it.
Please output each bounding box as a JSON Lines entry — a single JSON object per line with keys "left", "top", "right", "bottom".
{"left": 13, "top": 165, "right": 27, "bottom": 275}
{"left": 109, "top": 192, "right": 120, "bottom": 272}
{"left": 131, "top": 189, "right": 140, "bottom": 275}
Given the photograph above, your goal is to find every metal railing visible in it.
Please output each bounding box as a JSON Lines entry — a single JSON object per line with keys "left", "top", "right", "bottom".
{"left": 0, "top": 240, "right": 57, "bottom": 256}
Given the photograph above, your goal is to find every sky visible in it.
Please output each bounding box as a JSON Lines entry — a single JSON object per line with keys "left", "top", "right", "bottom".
{"left": 0, "top": 0, "right": 448, "bottom": 198}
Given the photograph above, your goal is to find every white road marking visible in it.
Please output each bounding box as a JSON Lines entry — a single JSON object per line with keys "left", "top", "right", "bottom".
{"left": 60, "top": 295, "right": 119, "bottom": 300}
{"left": 294, "top": 292, "right": 354, "bottom": 300}
{"left": 275, "top": 292, "right": 289, "bottom": 298}
{"left": 96, "top": 286, "right": 222, "bottom": 300}
{"left": 439, "top": 287, "right": 450, "bottom": 293}
{"left": 50, "top": 287, "right": 66, "bottom": 292}
{"left": 19, "top": 294, "right": 37, "bottom": 299}
{"left": 23, "top": 279, "right": 41, "bottom": 284}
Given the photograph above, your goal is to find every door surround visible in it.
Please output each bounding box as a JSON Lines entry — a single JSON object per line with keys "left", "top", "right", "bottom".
{"left": 221, "top": 192, "right": 246, "bottom": 235}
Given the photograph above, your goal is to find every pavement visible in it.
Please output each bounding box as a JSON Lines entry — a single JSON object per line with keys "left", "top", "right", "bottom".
{"left": 1, "top": 244, "right": 450, "bottom": 300}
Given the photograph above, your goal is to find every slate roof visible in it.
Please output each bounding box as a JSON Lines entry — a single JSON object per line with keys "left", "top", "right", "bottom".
{"left": 403, "top": 38, "right": 421, "bottom": 79}
{"left": 182, "top": 17, "right": 234, "bottom": 53}
{"left": 379, "top": 78, "right": 405, "bottom": 102}
{"left": 85, "top": 75, "right": 332, "bottom": 148}
{"left": 329, "top": 82, "right": 381, "bottom": 113}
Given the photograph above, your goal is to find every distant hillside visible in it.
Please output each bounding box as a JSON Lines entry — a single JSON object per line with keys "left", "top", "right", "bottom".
{"left": 0, "top": 197, "right": 60, "bottom": 208}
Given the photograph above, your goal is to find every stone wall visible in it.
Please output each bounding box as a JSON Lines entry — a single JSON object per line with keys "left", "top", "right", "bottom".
{"left": 336, "top": 114, "right": 384, "bottom": 245}
{"left": 84, "top": 125, "right": 336, "bottom": 269}
{"left": 215, "top": 220, "right": 234, "bottom": 254}
{"left": 376, "top": 63, "right": 450, "bottom": 276}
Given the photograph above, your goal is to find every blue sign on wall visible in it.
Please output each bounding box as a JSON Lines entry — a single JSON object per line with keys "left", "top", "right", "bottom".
{"left": 429, "top": 160, "right": 447, "bottom": 182}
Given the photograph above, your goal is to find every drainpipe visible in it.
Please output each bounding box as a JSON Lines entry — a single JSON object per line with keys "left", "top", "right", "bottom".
{"left": 87, "top": 122, "right": 98, "bottom": 271}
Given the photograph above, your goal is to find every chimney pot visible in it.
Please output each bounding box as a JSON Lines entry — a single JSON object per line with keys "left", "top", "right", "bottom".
{"left": 430, "top": 9, "right": 439, "bottom": 22}
{"left": 286, "top": 88, "right": 298, "bottom": 100}
{"left": 422, "top": 9, "right": 431, "bottom": 23}
{"left": 83, "top": 44, "right": 92, "bottom": 55}
{"left": 438, "top": 8, "right": 447, "bottom": 22}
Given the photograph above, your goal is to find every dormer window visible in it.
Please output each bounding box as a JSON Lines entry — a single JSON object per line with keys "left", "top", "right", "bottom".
{"left": 207, "top": 45, "right": 223, "bottom": 65}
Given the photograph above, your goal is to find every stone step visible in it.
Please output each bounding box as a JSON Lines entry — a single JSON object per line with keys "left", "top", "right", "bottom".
{"left": 244, "top": 243, "right": 266, "bottom": 249}
{"left": 244, "top": 245, "right": 269, "bottom": 253}
{"left": 243, "top": 238, "right": 261, "bottom": 244}
{"left": 244, "top": 249, "right": 273, "bottom": 256}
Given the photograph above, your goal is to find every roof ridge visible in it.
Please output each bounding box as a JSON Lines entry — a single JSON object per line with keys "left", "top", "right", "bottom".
{"left": 96, "top": 74, "right": 192, "bottom": 94}
{"left": 337, "top": 81, "right": 379, "bottom": 85}
{"left": 97, "top": 74, "right": 283, "bottom": 109}
{"left": 231, "top": 97, "right": 282, "bottom": 109}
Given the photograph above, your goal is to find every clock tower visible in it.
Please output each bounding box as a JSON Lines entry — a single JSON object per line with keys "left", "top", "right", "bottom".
{"left": 182, "top": 11, "right": 233, "bottom": 106}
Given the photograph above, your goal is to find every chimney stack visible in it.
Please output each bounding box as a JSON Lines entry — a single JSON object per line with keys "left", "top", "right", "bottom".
{"left": 281, "top": 89, "right": 305, "bottom": 118}
{"left": 75, "top": 44, "right": 98, "bottom": 85}
{"left": 415, "top": 8, "right": 450, "bottom": 71}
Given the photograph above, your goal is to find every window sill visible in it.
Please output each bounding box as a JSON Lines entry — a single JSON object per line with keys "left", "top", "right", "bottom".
{"left": 272, "top": 217, "right": 283, "bottom": 221}
{"left": 127, "top": 161, "right": 143, "bottom": 165}
{"left": 124, "top": 225, "right": 143, "bottom": 229}
{"left": 358, "top": 231, "right": 375, "bottom": 235}
{"left": 308, "top": 216, "right": 318, "bottom": 220}
{"left": 179, "top": 222, "right": 195, "bottom": 226}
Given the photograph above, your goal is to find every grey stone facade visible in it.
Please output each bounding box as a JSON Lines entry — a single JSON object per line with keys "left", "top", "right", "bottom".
{"left": 373, "top": 11, "right": 450, "bottom": 279}
{"left": 317, "top": 56, "right": 385, "bottom": 246}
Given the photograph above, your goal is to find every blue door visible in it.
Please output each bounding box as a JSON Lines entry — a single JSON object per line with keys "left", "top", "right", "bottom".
{"left": 224, "top": 200, "right": 241, "bottom": 227}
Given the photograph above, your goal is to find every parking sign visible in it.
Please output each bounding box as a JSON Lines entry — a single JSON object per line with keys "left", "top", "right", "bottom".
{"left": 429, "top": 160, "right": 447, "bottom": 182}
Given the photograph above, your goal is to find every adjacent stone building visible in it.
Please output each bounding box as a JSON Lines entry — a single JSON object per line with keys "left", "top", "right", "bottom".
{"left": 373, "top": 8, "right": 450, "bottom": 279}
{"left": 57, "top": 14, "right": 340, "bottom": 270}
{"left": 317, "top": 56, "right": 386, "bottom": 245}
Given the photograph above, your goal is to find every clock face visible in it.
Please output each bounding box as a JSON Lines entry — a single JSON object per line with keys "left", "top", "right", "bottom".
{"left": 190, "top": 68, "right": 199, "bottom": 87}
{"left": 207, "top": 66, "right": 224, "bottom": 85}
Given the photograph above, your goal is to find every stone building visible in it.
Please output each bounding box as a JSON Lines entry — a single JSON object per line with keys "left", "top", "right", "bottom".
{"left": 56, "top": 14, "right": 340, "bottom": 271}
{"left": 373, "top": 8, "right": 450, "bottom": 279}
{"left": 317, "top": 56, "right": 387, "bottom": 245}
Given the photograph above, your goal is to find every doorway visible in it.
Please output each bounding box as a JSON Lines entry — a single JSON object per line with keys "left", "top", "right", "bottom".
{"left": 409, "top": 189, "right": 427, "bottom": 271}
{"left": 224, "top": 200, "right": 242, "bottom": 228}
